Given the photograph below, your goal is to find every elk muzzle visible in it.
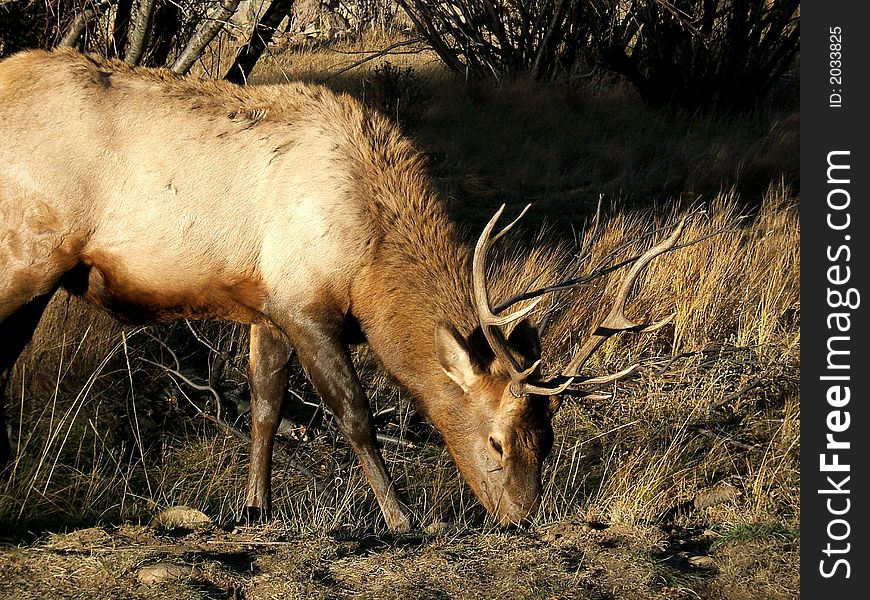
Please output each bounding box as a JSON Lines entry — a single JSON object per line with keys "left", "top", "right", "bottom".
{"left": 482, "top": 461, "right": 543, "bottom": 527}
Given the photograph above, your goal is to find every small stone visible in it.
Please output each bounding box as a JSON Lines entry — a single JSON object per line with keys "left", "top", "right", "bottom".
{"left": 150, "top": 505, "right": 213, "bottom": 532}
{"left": 693, "top": 482, "right": 740, "bottom": 510}
{"left": 424, "top": 521, "right": 455, "bottom": 536}
{"left": 687, "top": 555, "right": 716, "bottom": 569}
{"left": 137, "top": 562, "right": 202, "bottom": 585}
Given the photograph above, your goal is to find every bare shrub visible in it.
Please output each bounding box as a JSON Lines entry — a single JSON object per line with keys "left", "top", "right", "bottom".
{"left": 361, "top": 61, "right": 428, "bottom": 127}
{"left": 400, "top": 0, "right": 799, "bottom": 111}
{"left": 592, "top": 0, "right": 800, "bottom": 111}
{"left": 398, "top": 0, "right": 595, "bottom": 81}
{"left": 0, "top": 0, "right": 85, "bottom": 55}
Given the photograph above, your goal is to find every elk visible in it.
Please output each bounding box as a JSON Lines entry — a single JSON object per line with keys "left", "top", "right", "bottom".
{"left": 0, "top": 48, "right": 684, "bottom": 532}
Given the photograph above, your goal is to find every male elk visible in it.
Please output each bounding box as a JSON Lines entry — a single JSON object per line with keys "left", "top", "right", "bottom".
{"left": 0, "top": 49, "right": 684, "bottom": 532}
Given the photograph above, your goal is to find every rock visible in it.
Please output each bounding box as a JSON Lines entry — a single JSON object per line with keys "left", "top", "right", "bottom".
{"left": 150, "top": 505, "right": 214, "bottom": 532}
{"left": 424, "top": 521, "right": 456, "bottom": 536}
{"left": 136, "top": 562, "right": 202, "bottom": 585}
{"left": 693, "top": 482, "right": 740, "bottom": 510}
{"left": 687, "top": 555, "right": 716, "bottom": 569}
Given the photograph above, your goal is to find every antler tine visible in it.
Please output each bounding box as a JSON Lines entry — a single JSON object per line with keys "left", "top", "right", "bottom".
{"left": 473, "top": 204, "right": 543, "bottom": 327}
{"left": 526, "top": 363, "right": 643, "bottom": 398}
{"left": 491, "top": 203, "right": 533, "bottom": 243}
{"left": 523, "top": 376, "right": 575, "bottom": 396}
{"left": 564, "top": 217, "right": 687, "bottom": 377}
{"left": 576, "top": 364, "right": 639, "bottom": 386}
{"left": 473, "top": 204, "right": 545, "bottom": 394}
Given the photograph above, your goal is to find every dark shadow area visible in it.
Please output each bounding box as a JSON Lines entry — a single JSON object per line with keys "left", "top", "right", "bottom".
{"left": 653, "top": 524, "right": 718, "bottom": 576}
{"left": 183, "top": 549, "right": 260, "bottom": 576}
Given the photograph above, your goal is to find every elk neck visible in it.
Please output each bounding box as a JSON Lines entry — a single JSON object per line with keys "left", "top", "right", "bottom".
{"left": 343, "top": 121, "right": 480, "bottom": 426}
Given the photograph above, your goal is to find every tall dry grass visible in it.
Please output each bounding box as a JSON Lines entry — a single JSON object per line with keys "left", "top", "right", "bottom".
{"left": 535, "top": 186, "right": 799, "bottom": 529}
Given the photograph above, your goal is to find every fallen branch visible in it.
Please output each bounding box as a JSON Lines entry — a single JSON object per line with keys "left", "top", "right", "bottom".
{"left": 694, "top": 427, "right": 763, "bottom": 453}
{"left": 710, "top": 376, "right": 765, "bottom": 409}
{"left": 376, "top": 433, "right": 416, "bottom": 449}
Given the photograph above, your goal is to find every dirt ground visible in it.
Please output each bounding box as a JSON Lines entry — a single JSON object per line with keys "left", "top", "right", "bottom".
{"left": 0, "top": 510, "right": 798, "bottom": 600}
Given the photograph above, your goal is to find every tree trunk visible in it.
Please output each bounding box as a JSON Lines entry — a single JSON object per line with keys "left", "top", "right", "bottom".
{"left": 224, "top": 0, "right": 294, "bottom": 84}
{"left": 170, "top": 0, "right": 242, "bottom": 75}
{"left": 126, "top": 0, "right": 157, "bottom": 65}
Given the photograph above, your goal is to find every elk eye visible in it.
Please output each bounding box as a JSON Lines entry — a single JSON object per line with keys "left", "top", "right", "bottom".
{"left": 489, "top": 437, "right": 504, "bottom": 457}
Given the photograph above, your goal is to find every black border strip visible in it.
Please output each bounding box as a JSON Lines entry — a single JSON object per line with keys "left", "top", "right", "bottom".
{"left": 801, "top": 3, "right": 870, "bottom": 596}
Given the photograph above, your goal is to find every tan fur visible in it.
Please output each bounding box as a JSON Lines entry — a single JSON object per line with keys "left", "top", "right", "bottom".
{"left": 0, "top": 48, "right": 554, "bottom": 530}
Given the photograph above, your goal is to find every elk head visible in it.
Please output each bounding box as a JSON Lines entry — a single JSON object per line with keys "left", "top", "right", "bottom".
{"left": 435, "top": 205, "right": 686, "bottom": 526}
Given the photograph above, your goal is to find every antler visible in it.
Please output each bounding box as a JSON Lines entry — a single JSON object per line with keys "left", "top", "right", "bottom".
{"left": 473, "top": 204, "right": 545, "bottom": 396}
{"left": 472, "top": 204, "right": 687, "bottom": 397}
{"left": 472, "top": 205, "right": 576, "bottom": 397}
{"left": 561, "top": 216, "right": 686, "bottom": 387}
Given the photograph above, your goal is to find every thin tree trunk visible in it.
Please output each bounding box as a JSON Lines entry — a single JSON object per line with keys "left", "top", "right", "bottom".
{"left": 126, "top": 0, "right": 157, "bottom": 65}
{"left": 170, "top": 0, "right": 241, "bottom": 75}
{"left": 224, "top": 0, "right": 294, "bottom": 84}
{"left": 58, "top": 1, "right": 114, "bottom": 48}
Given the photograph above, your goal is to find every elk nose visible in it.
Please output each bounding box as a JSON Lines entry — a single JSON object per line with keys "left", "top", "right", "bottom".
{"left": 496, "top": 498, "right": 538, "bottom": 528}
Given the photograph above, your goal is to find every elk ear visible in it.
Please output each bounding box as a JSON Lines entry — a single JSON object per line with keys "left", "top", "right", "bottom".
{"left": 507, "top": 318, "right": 541, "bottom": 365}
{"left": 435, "top": 322, "right": 481, "bottom": 393}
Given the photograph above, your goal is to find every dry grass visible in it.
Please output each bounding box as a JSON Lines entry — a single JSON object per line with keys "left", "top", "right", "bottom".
{"left": 0, "top": 32, "right": 798, "bottom": 599}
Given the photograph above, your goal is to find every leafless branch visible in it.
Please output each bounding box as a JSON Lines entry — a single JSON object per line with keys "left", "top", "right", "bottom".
{"left": 58, "top": 1, "right": 114, "bottom": 48}
{"left": 224, "top": 0, "right": 295, "bottom": 85}
{"left": 171, "top": 0, "right": 241, "bottom": 75}
{"left": 325, "top": 36, "right": 427, "bottom": 80}
{"left": 140, "top": 332, "right": 323, "bottom": 488}
{"left": 125, "top": 0, "right": 156, "bottom": 65}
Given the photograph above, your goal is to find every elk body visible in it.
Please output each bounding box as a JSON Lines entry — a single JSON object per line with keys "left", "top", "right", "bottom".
{"left": 0, "top": 49, "right": 683, "bottom": 532}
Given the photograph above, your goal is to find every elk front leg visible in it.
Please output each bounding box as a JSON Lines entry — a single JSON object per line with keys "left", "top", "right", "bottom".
{"left": 284, "top": 316, "right": 413, "bottom": 534}
{"left": 243, "top": 323, "right": 294, "bottom": 522}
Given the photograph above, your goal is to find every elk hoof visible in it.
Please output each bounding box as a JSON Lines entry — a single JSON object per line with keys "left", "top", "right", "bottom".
{"left": 385, "top": 505, "right": 414, "bottom": 534}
